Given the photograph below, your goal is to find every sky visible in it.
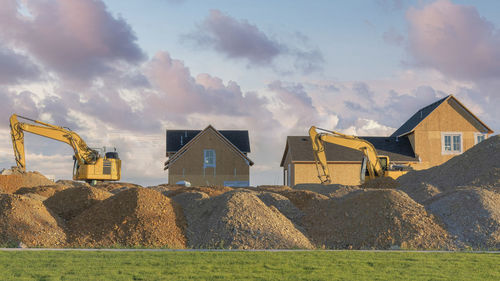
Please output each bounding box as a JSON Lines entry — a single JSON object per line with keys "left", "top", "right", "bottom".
{"left": 1, "top": 0, "right": 500, "bottom": 186}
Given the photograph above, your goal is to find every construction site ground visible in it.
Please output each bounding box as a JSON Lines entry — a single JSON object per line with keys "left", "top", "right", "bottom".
{"left": 1, "top": 136, "right": 499, "bottom": 250}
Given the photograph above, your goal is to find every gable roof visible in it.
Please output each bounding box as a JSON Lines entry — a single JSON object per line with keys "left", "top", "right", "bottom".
{"left": 391, "top": 95, "right": 493, "bottom": 137}
{"left": 390, "top": 95, "right": 448, "bottom": 137}
{"left": 280, "top": 135, "right": 418, "bottom": 167}
{"left": 167, "top": 130, "right": 250, "bottom": 154}
{"left": 165, "top": 125, "right": 253, "bottom": 170}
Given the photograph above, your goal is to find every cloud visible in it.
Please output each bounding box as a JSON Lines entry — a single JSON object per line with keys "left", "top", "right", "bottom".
{"left": 0, "top": 0, "right": 145, "bottom": 83}
{"left": 184, "top": 10, "right": 323, "bottom": 73}
{"left": 406, "top": 0, "right": 500, "bottom": 80}
{"left": 0, "top": 44, "right": 40, "bottom": 84}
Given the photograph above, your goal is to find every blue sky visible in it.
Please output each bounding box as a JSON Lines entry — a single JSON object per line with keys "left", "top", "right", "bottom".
{"left": 1, "top": 0, "right": 499, "bottom": 186}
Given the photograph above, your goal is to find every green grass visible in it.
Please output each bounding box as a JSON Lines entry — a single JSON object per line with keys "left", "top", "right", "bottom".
{"left": 0, "top": 250, "right": 498, "bottom": 280}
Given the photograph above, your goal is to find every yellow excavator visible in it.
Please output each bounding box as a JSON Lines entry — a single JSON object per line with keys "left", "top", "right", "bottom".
{"left": 10, "top": 114, "right": 121, "bottom": 185}
{"left": 309, "top": 126, "right": 411, "bottom": 184}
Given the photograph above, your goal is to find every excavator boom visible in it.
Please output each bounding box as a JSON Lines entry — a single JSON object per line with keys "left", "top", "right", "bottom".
{"left": 9, "top": 114, "right": 121, "bottom": 183}
{"left": 309, "top": 126, "right": 409, "bottom": 184}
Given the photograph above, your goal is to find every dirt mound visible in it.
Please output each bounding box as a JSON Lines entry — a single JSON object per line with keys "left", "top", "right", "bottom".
{"left": 276, "top": 189, "right": 328, "bottom": 210}
{"left": 398, "top": 135, "right": 500, "bottom": 202}
{"left": 163, "top": 185, "right": 234, "bottom": 197}
{"left": 44, "top": 187, "right": 113, "bottom": 221}
{"left": 20, "top": 193, "right": 47, "bottom": 201}
{"left": 56, "top": 180, "right": 91, "bottom": 189}
{"left": 293, "top": 183, "right": 361, "bottom": 198}
{"left": 301, "top": 189, "right": 454, "bottom": 249}
{"left": 256, "top": 192, "right": 304, "bottom": 224}
{"left": 14, "top": 185, "right": 67, "bottom": 198}
{"left": 0, "top": 169, "right": 55, "bottom": 194}
{"left": 426, "top": 187, "right": 500, "bottom": 249}
{"left": 68, "top": 188, "right": 186, "bottom": 248}
{"left": 0, "top": 193, "right": 66, "bottom": 247}
{"left": 179, "top": 190, "right": 313, "bottom": 249}
{"left": 361, "top": 177, "right": 400, "bottom": 189}
{"left": 95, "top": 182, "right": 143, "bottom": 194}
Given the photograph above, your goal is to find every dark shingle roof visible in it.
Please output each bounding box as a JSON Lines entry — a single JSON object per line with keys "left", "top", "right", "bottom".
{"left": 391, "top": 95, "right": 449, "bottom": 137}
{"left": 281, "top": 135, "right": 418, "bottom": 166}
{"left": 167, "top": 130, "right": 250, "bottom": 153}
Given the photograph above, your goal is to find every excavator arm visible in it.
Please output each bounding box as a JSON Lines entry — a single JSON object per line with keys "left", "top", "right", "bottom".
{"left": 309, "top": 126, "right": 387, "bottom": 184}
{"left": 9, "top": 114, "right": 120, "bottom": 183}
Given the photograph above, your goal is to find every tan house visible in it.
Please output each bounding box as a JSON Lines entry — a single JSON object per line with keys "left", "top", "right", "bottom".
{"left": 281, "top": 95, "right": 493, "bottom": 186}
{"left": 164, "top": 125, "right": 253, "bottom": 186}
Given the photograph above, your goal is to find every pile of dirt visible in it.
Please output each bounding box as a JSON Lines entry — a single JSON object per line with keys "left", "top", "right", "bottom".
{"left": 426, "top": 187, "right": 500, "bottom": 249}
{"left": 95, "top": 182, "right": 143, "bottom": 194}
{"left": 14, "top": 185, "right": 67, "bottom": 198}
{"left": 276, "top": 189, "right": 329, "bottom": 210}
{"left": 301, "top": 189, "right": 454, "bottom": 249}
{"left": 0, "top": 193, "right": 66, "bottom": 247}
{"left": 293, "top": 183, "right": 361, "bottom": 198}
{"left": 0, "top": 169, "right": 55, "bottom": 194}
{"left": 361, "top": 177, "right": 400, "bottom": 189}
{"left": 398, "top": 135, "right": 500, "bottom": 203}
{"left": 44, "top": 187, "right": 113, "bottom": 221}
{"left": 56, "top": 180, "right": 91, "bottom": 189}
{"left": 256, "top": 192, "right": 304, "bottom": 224}
{"left": 68, "top": 188, "right": 186, "bottom": 248}
{"left": 175, "top": 190, "right": 313, "bottom": 249}
{"left": 162, "top": 185, "right": 234, "bottom": 198}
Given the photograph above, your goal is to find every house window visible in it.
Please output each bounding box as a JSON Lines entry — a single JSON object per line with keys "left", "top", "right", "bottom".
{"left": 441, "top": 132, "right": 462, "bottom": 154}
{"left": 474, "top": 133, "right": 487, "bottom": 145}
{"left": 204, "top": 149, "right": 216, "bottom": 168}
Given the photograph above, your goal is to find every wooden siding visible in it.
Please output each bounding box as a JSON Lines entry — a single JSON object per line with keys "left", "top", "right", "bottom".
{"left": 411, "top": 98, "right": 490, "bottom": 170}
{"left": 292, "top": 162, "right": 362, "bottom": 186}
{"left": 168, "top": 129, "right": 249, "bottom": 186}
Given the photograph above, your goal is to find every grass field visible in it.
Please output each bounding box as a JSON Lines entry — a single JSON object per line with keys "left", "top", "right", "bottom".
{"left": 0, "top": 250, "right": 499, "bottom": 280}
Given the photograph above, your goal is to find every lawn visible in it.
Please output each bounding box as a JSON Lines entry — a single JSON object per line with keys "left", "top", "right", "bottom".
{"left": 0, "top": 250, "right": 498, "bottom": 280}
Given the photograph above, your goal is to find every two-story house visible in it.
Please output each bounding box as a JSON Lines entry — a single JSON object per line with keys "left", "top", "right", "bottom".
{"left": 280, "top": 95, "right": 493, "bottom": 186}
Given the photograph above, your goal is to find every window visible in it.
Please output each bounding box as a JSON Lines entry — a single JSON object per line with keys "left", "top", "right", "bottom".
{"left": 475, "top": 133, "right": 487, "bottom": 145}
{"left": 441, "top": 132, "right": 462, "bottom": 154}
{"left": 204, "top": 149, "right": 216, "bottom": 168}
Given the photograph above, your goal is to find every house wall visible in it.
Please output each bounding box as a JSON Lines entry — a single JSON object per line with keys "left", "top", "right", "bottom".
{"left": 411, "top": 98, "right": 490, "bottom": 170}
{"left": 289, "top": 162, "right": 362, "bottom": 186}
{"left": 168, "top": 129, "right": 249, "bottom": 186}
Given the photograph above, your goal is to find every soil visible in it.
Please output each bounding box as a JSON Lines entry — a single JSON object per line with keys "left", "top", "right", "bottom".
{"left": 14, "top": 185, "right": 67, "bottom": 198}
{"left": 0, "top": 193, "right": 66, "bottom": 247}
{"left": 0, "top": 169, "right": 56, "bottom": 194}
{"left": 68, "top": 188, "right": 186, "bottom": 248}
{"left": 174, "top": 190, "right": 313, "bottom": 249}
{"left": 426, "top": 187, "right": 500, "bottom": 249}
{"left": 44, "top": 187, "right": 113, "bottom": 221}
{"left": 300, "top": 189, "right": 455, "bottom": 249}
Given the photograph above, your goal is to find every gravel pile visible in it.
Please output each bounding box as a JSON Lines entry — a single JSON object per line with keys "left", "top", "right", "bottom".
{"left": 426, "top": 187, "right": 500, "bottom": 249}
{"left": 14, "top": 185, "right": 67, "bottom": 198}
{"left": 162, "top": 185, "right": 234, "bottom": 197}
{"left": 0, "top": 193, "right": 66, "bottom": 247}
{"left": 398, "top": 135, "right": 500, "bottom": 203}
{"left": 68, "top": 188, "right": 186, "bottom": 248}
{"left": 293, "top": 183, "right": 361, "bottom": 198}
{"left": 44, "top": 187, "right": 113, "bottom": 221}
{"left": 174, "top": 190, "right": 313, "bottom": 249}
{"left": 301, "top": 189, "right": 454, "bottom": 249}
{"left": 0, "top": 169, "right": 55, "bottom": 194}
{"left": 95, "top": 182, "right": 143, "bottom": 194}
{"left": 361, "top": 177, "right": 400, "bottom": 189}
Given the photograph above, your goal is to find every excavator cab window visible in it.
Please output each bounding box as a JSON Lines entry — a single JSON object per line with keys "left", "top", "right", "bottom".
{"left": 378, "top": 156, "right": 389, "bottom": 171}
{"left": 105, "top": 152, "right": 119, "bottom": 159}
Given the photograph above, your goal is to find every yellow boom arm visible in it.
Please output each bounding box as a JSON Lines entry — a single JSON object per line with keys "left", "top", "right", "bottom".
{"left": 309, "top": 126, "right": 387, "bottom": 184}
